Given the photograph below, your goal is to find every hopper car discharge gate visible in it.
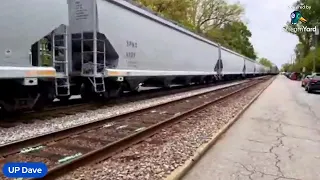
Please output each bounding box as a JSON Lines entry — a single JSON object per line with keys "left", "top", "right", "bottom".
{"left": 68, "top": 0, "right": 110, "bottom": 96}
{"left": 75, "top": 32, "right": 106, "bottom": 93}
{"left": 28, "top": 25, "right": 109, "bottom": 103}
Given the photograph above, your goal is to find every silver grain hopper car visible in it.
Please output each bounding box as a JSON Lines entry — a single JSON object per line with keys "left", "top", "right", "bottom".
{"left": 66, "top": 0, "right": 269, "bottom": 100}
{"left": 0, "top": 0, "right": 271, "bottom": 114}
{"left": 270, "top": 65, "right": 279, "bottom": 75}
{"left": 244, "top": 58, "right": 256, "bottom": 77}
{"left": 0, "top": 0, "right": 60, "bottom": 113}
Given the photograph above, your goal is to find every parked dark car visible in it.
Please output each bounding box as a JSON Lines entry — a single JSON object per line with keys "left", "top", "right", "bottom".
{"left": 305, "top": 75, "right": 320, "bottom": 93}
{"left": 290, "top": 72, "right": 299, "bottom": 80}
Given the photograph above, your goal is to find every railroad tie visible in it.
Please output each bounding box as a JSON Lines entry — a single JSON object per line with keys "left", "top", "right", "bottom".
{"left": 49, "top": 143, "right": 93, "bottom": 154}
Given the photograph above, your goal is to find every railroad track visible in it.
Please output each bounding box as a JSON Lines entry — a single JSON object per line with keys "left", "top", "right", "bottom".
{"left": 0, "top": 78, "right": 253, "bottom": 128}
{"left": 0, "top": 76, "right": 271, "bottom": 180}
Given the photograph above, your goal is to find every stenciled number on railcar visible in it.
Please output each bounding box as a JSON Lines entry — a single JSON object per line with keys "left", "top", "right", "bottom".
{"left": 125, "top": 40, "right": 138, "bottom": 68}
{"left": 125, "top": 40, "right": 138, "bottom": 59}
{"left": 126, "top": 52, "right": 136, "bottom": 58}
{"left": 126, "top": 40, "right": 138, "bottom": 48}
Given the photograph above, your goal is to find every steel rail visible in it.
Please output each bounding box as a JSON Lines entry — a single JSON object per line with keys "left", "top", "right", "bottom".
{"left": 1, "top": 78, "right": 250, "bottom": 124}
{"left": 31, "top": 77, "right": 270, "bottom": 180}
{"left": 0, "top": 78, "right": 262, "bottom": 157}
{"left": 0, "top": 76, "right": 271, "bottom": 180}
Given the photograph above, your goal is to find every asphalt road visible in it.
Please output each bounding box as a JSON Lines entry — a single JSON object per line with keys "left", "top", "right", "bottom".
{"left": 182, "top": 75, "right": 320, "bottom": 180}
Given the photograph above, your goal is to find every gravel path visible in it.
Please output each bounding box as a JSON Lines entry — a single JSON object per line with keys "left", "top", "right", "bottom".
{"left": 57, "top": 79, "right": 272, "bottom": 180}
{"left": 0, "top": 81, "right": 245, "bottom": 145}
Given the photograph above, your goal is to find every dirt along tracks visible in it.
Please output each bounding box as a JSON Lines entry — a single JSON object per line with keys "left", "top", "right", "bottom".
{"left": 55, "top": 77, "right": 274, "bottom": 180}
{"left": 182, "top": 76, "right": 320, "bottom": 180}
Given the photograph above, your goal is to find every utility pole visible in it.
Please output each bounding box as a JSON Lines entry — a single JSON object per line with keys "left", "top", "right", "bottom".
{"left": 313, "top": 27, "right": 319, "bottom": 73}
{"left": 291, "top": 54, "right": 295, "bottom": 66}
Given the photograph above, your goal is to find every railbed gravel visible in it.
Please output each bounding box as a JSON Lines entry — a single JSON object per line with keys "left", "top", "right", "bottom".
{"left": 0, "top": 81, "right": 245, "bottom": 145}
{"left": 57, "top": 79, "right": 273, "bottom": 180}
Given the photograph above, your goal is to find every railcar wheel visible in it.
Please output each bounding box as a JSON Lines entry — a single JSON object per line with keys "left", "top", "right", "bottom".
{"left": 80, "top": 83, "right": 94, "bottom": 101}
{"left": 33, "top": 94, "right": 46, "bottom": 111}
{"left": 133, "top": 85, "right": 140, "bottom": 93}
{"left": 163, "top": 80, "right": 171, "bottom": 89}
{"left": 307, "top": 87, "right": 312, "bottom": 93}
{"left": 108, "top": 85, "right": 124, "bottom": 98}
{"left": 0, "top": 105, "right": 6, "bottom": 120}
{"left": 33, "top": 86, "right": 55, "bottom": 111}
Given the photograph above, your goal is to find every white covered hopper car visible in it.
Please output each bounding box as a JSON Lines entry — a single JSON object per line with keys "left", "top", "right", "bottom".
{"left": 0, "top": 0, "right": 270, "bottom": 113}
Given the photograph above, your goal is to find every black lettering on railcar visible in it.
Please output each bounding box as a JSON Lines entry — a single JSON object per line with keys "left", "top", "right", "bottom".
{"left": 125, "top": 40, "right": 138, "bottom": 58}
{"left": 126, "top": 40, "right": 138, "bottom": 48}
{"left": 125, "top": 40, "right": 138, "bottom": 68}
{"left": 126, "top": 52, "right": 136, "bottom": 58}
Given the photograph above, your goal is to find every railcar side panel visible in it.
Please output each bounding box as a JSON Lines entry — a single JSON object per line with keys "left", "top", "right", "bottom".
{"left": 0, "top": 0, "right": 68, "bottom": 67}
{"left": 262, "top": 65, "right": 267, "bottom": 73}
{"left": 270, "top": 65, "right": 278, "bottom": 74}
{"left": 256, "top": 63, "right": 264, "bottom": 73}
{"left": 220, "top": 48, "right": 244, "bottom": 74}
{"left": 94, "top": 0, "right": 219, "bottom": 74}
{"left": 255, "top": 63, "right": 261, "bottom": 73}
{"left": 265, "top": 67, "right": 270, "bottom": 74}
{"left": 245, "top": 59, "right": 255, "bottom": 74}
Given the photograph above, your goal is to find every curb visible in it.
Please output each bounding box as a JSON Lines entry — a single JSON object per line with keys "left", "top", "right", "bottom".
{"left": 164, "top": 77, "right": 276, "bottom": 180}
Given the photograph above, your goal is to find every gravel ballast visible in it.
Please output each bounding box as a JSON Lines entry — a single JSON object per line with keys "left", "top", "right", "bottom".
{"left": 0, "top": 81, "right": 245, "bottom": 145}
{"left": 57, "top": 79, "right": 273, "bottom": 180}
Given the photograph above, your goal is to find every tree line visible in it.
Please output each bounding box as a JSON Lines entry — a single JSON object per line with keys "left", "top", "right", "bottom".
{"left": 282, "top": 0, "right": 320, "bottom": 73}
{"left": 134, "top": 0, "right": 275, "bottom": 68}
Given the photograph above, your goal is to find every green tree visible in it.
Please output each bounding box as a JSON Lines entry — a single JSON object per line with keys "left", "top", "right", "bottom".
{"left": 299, "top": 47, "right": 320, "bottom": 72}
{"left": 258, "top": 58, "right": 273, "bottom": 68}
{"left": 294, "top": 43, "right": 305, "bottom": 60}
{"left": 283, "top": 22, "right": 312, "bottom": 58}
{"left": 221, "top": 22, "right": 257, "bottom": 59}
{"left": 283, "top": 0, "right": 320, "bottom": 72}
{"left": 281, "top": 63, "right": 292, "bottom": 72}
{"left": 188, "top": 0, "right": 244, "bottom": 33}
{"left": 135, "top": 0, "right": 194, "bottom": 29}
{"left": 205, "top": 22, "right": 256, "bottom": 59}
{"left": 283, "top": 0, "right": 320, "bottom": 58}
{"left": 135, "top": 0, "right": 268, "bottom": 62}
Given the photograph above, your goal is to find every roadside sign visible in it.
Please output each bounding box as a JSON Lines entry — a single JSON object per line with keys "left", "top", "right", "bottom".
{"left": 316, "top": 28, "right": 319, "bottom": 35}
{"left": 302, "top": 67, "right": 306, "bottom": 72}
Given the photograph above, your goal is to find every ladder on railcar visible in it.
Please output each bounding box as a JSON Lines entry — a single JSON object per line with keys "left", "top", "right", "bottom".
{"left": 79, "top": 32, "right": 106, "bottom": 93}
{"left": 52, "top": 25, "right": 70, "bottom": 97}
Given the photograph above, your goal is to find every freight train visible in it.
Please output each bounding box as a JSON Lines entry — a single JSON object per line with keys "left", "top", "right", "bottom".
{"left": 0, "top": 0, "right": 278, "bottom": 114}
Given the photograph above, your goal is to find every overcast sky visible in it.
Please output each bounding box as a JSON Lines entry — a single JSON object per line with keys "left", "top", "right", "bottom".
{"left": 228, "top": 0, "right": 298, "bottom": 68}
